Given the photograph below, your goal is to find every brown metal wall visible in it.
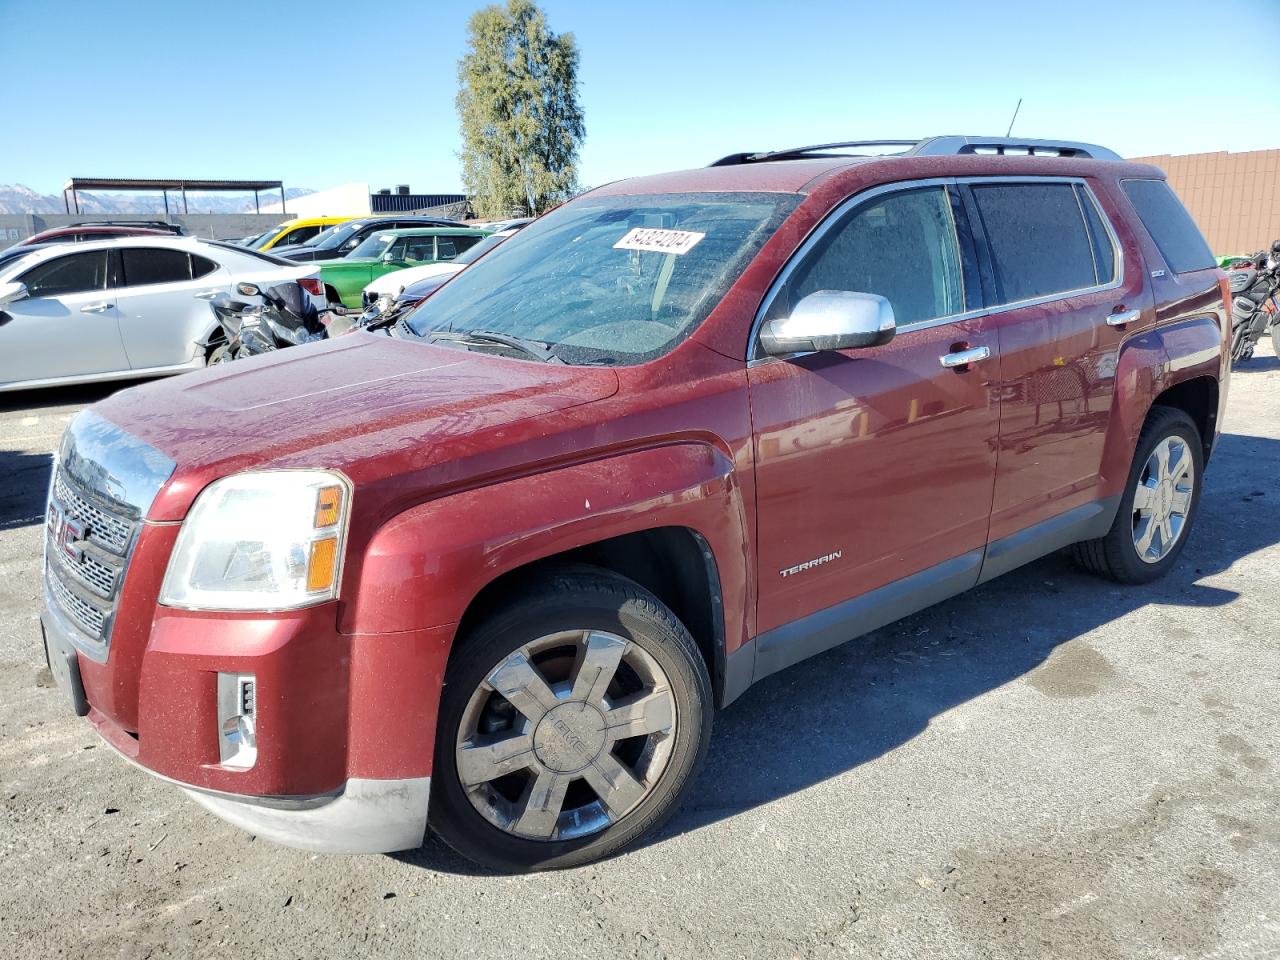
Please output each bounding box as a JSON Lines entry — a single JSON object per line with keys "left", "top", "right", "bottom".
{"left": 1128, "top": 149, "right": 1280, "bottom": 256}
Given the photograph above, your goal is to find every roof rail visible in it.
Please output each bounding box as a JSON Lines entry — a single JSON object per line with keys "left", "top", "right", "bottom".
{"left": 709, "top": 141, "right": 919, "bottom": 166}
{"left": 709, "top": 135, "right": 1121, "bottom": 167}
{"left": 911, "top": 136, "right": 1121, "bottom": 160}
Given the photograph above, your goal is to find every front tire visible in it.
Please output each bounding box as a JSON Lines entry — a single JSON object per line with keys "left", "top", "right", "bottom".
{"left": 1069, "top": 406, "right": 1203, "bottom": 584}
{"left": 429, "top": 566, "right": 712, "bottom": 872}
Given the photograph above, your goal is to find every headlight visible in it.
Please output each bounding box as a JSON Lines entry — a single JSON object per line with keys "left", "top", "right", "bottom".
{"left": 160, "top": 470, "right": 351, "bottom": 611}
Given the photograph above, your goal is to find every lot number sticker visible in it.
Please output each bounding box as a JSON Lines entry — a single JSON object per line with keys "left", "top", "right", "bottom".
{"left": 614, "top": 227, "right": 705, "bottom": 255}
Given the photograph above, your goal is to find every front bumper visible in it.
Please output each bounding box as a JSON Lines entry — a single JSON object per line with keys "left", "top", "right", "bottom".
{"left": 183, "top": 776, "right": 431, "bottom": 854}
{"left": 43, "top": 586, "right": 454, "bottom": 854}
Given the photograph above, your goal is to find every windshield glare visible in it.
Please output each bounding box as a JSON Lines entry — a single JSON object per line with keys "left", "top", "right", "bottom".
{"left": 248, "top": 225, "right": 287, "bottom": 250}
{"left": 404, "top": 192, "right": 797, "bottom": 365}
{"left": 350, "top": 232, "right": 401, "bottom": 259}
{"left": 307, "top": 222, "right": 362, "bottom": 249}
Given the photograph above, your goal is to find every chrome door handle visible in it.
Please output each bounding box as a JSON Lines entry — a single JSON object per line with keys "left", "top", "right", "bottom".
{"left": 194, "top": 289, "right": 221, "bottom": 301}
{"left": 1106, "top": 308, "right": 1141, "bottom": 327}
{"left": 939, "top": 345, "right": 990, "bottom": 368}
{"left": 80, "top": 302, "right": 111, "bottom": 314}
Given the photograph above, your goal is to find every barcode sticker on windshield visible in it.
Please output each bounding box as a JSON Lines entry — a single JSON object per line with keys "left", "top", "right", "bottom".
{"left": 613, "top": 228, "right": 705, "bottom": 255}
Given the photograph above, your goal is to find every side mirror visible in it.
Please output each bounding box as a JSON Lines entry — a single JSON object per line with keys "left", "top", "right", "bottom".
{"left": 759, "top": 290, "right": 895, "bottom": 356}
{"left": 0, "top": 281, "right": 28, "bottom": 305}
{"left": 382, "top": 251, "right": 398, "bottom": 263}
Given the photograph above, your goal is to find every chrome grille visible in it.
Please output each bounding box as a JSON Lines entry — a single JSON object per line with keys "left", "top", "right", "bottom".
{"left": 45, "top": 466, "right": 137, "bottom": 648}
{"left": 46, "top": 565, "right": 107, "bottom": 636}
{"left": 52, "top": 471, "right": 134, "bottom": 553}
{"left": 51, "top": 543, "right": 118, "bottom": 598}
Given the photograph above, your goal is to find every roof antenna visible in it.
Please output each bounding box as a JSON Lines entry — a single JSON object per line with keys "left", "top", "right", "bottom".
{"left": 1005, "top": 98, "right": 1023, "bottom": 137}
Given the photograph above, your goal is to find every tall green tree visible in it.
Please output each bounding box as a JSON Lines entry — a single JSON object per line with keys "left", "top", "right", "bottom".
{"left": 456, "top": 0, "right": 585, "bottom": 218}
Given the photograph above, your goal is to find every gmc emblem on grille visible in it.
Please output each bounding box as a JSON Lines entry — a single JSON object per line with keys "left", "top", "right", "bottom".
{"left": 47, "top": 503, "right": 87, "bottom": 563}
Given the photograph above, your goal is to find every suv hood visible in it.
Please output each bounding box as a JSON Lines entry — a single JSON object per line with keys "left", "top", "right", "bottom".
{"left": 91, "top": 334, "right": 619, "bottom": 521}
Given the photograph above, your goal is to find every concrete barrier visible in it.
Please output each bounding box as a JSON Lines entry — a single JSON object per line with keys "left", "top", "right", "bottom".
{"left": 0, "top": 213, "right": 290, "bottom": 250}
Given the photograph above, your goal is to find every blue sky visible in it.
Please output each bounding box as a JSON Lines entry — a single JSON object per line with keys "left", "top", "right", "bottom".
{"left": 3, "top": 0, "right": 1278, "bottom": 196}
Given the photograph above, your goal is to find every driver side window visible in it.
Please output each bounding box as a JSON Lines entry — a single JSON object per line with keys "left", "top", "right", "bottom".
{"left": 769, "top": 186, "right": 966, "bottom": 328}
{"left": 18, "top": 250, "right": 110, "bottom": 298}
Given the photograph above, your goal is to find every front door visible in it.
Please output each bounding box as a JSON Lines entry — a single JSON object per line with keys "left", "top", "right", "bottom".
{"left": 0, "top": 249, "right": 127, "bottom": 386}
{"left": 748, "top": 183, "right": 1000, "bottom": 635}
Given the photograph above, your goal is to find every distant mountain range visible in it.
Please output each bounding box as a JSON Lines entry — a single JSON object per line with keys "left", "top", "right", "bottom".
{"left": 0, "top": 184, "right": 314, "bottom": 215}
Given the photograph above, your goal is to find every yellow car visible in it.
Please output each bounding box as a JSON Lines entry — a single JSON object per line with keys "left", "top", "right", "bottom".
{"left": 248, "top": 216, "right": 352, "bottom": 252}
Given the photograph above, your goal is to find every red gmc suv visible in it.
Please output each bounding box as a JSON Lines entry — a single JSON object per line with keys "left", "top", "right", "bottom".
{"left": 40, "top": 136, "right": 1230, "bottom": 871}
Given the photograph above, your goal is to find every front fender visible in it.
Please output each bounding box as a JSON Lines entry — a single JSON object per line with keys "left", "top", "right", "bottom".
{"left": 1100, "top": 316, "right": 1223, "bottom": 497}
{"left": 339, "top": 442, "right": 750, "bottom": 647}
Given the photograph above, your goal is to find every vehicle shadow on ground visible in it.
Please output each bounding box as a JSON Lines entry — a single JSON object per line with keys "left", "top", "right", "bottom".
{"left": 0, "top": 382, "right": 142, "bottom": 530}
{"left": 0, "top": 379, "right": 144, "bottom": 414}
{"left": 1236, "top": 354, "right": 1279, "bottom": 373}
{"left": 0, "top": 450, "right": 54, "bottom": 530}
{"left": 399, "top": 428, "right": 1280, "bottom": 875}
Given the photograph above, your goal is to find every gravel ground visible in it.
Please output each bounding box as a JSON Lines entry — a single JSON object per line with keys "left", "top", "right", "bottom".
{"left": 1, "top": 344, "right": 1278, "bottom": 960}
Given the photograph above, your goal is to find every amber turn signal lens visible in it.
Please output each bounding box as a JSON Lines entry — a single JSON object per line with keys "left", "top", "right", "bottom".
{"left": 306, "top": 537, "right": 338, "bottom": 592}
{"left": 314, "top": 485, "right": 342, "bottom": 528}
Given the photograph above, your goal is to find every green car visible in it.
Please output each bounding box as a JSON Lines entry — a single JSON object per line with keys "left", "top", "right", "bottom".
{"left": 319, "top": 227, "right": 490, "bottom": 308}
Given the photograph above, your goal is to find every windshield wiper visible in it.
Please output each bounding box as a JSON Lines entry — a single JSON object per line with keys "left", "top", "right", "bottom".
{"left": 427, "top": 328, "right": 564, "bottom": 364}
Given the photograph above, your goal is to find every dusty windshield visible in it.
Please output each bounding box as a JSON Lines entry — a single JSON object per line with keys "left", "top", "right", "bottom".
{"left": 403, "top": 191, "right": 798, "bottom": 365}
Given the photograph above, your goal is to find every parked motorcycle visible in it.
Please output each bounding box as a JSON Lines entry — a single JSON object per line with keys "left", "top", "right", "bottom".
{"left": 200, "top": 281, "right": 333, "bottom": 362}
{"left": 1227, "top": 240, "right": 1280, "bottom": 364}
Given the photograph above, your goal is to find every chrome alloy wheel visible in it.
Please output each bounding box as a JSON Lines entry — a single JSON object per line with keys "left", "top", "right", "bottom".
{"left": 1131, "top": 435, "right": 1195, "bottom": 564}
{"left": 455, "top": 630, "right": 677, "bottom": 842}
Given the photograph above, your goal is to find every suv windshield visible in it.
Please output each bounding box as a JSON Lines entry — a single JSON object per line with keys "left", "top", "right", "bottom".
{"left": 404, "top": 192, "right": 798, "bottom": 365}
{"left": 248, "top": 224, "right": 288, "bottom": 250}
{"left": 305, "top": 221, "right": 365, "bottom": 249}
{"left": 350, "top": 232, "right": 406, "bottom": 259}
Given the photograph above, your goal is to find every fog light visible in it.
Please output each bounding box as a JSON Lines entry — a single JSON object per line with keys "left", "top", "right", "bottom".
{"left": 217, "top": 673, "right": 257, "bottom": 769}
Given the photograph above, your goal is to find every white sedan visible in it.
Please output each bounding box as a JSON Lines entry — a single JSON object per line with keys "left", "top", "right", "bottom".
{"left": 0, "top": 236, "right": 324, "bottom": 391}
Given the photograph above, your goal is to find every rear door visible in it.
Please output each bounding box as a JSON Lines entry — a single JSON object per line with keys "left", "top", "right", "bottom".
{"left": 0, "top": 249, "right": 128, "bottom": 385}
{"left": 963, "top": 178, "right": 1151, "bottom": 544}
{"left": 748, "top": 182, "right": 1000, "bottom": 634}
{"left": 113, "top": 247, "right": 229, "bottom": 369}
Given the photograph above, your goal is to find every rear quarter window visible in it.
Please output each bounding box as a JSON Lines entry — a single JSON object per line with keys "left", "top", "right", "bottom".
{"left": 1120, "top": 179, "right": 1216, "bottom": 274}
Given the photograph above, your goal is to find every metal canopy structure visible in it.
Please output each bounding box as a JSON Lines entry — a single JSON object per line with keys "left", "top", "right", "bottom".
{"left": 62, "top": 177, "right": 286, "bottom": 216}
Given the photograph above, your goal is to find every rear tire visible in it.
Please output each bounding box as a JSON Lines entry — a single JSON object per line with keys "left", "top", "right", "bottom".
{"left": 1069, "top": 406, "right": 1203, "bottom": 584}
{"left": 205, "top": 342, "right": 230, "bottom": 365}
{"left": 428, "top": 566, "right": 712, "bottom": 872}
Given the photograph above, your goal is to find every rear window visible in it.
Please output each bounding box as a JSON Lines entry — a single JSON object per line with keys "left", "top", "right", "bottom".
{"left": 1121, "top": 179, "right": 1216, "bottom": 274}
{"left": 970, "top": 182, "right": 1102, "bottom": 304}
